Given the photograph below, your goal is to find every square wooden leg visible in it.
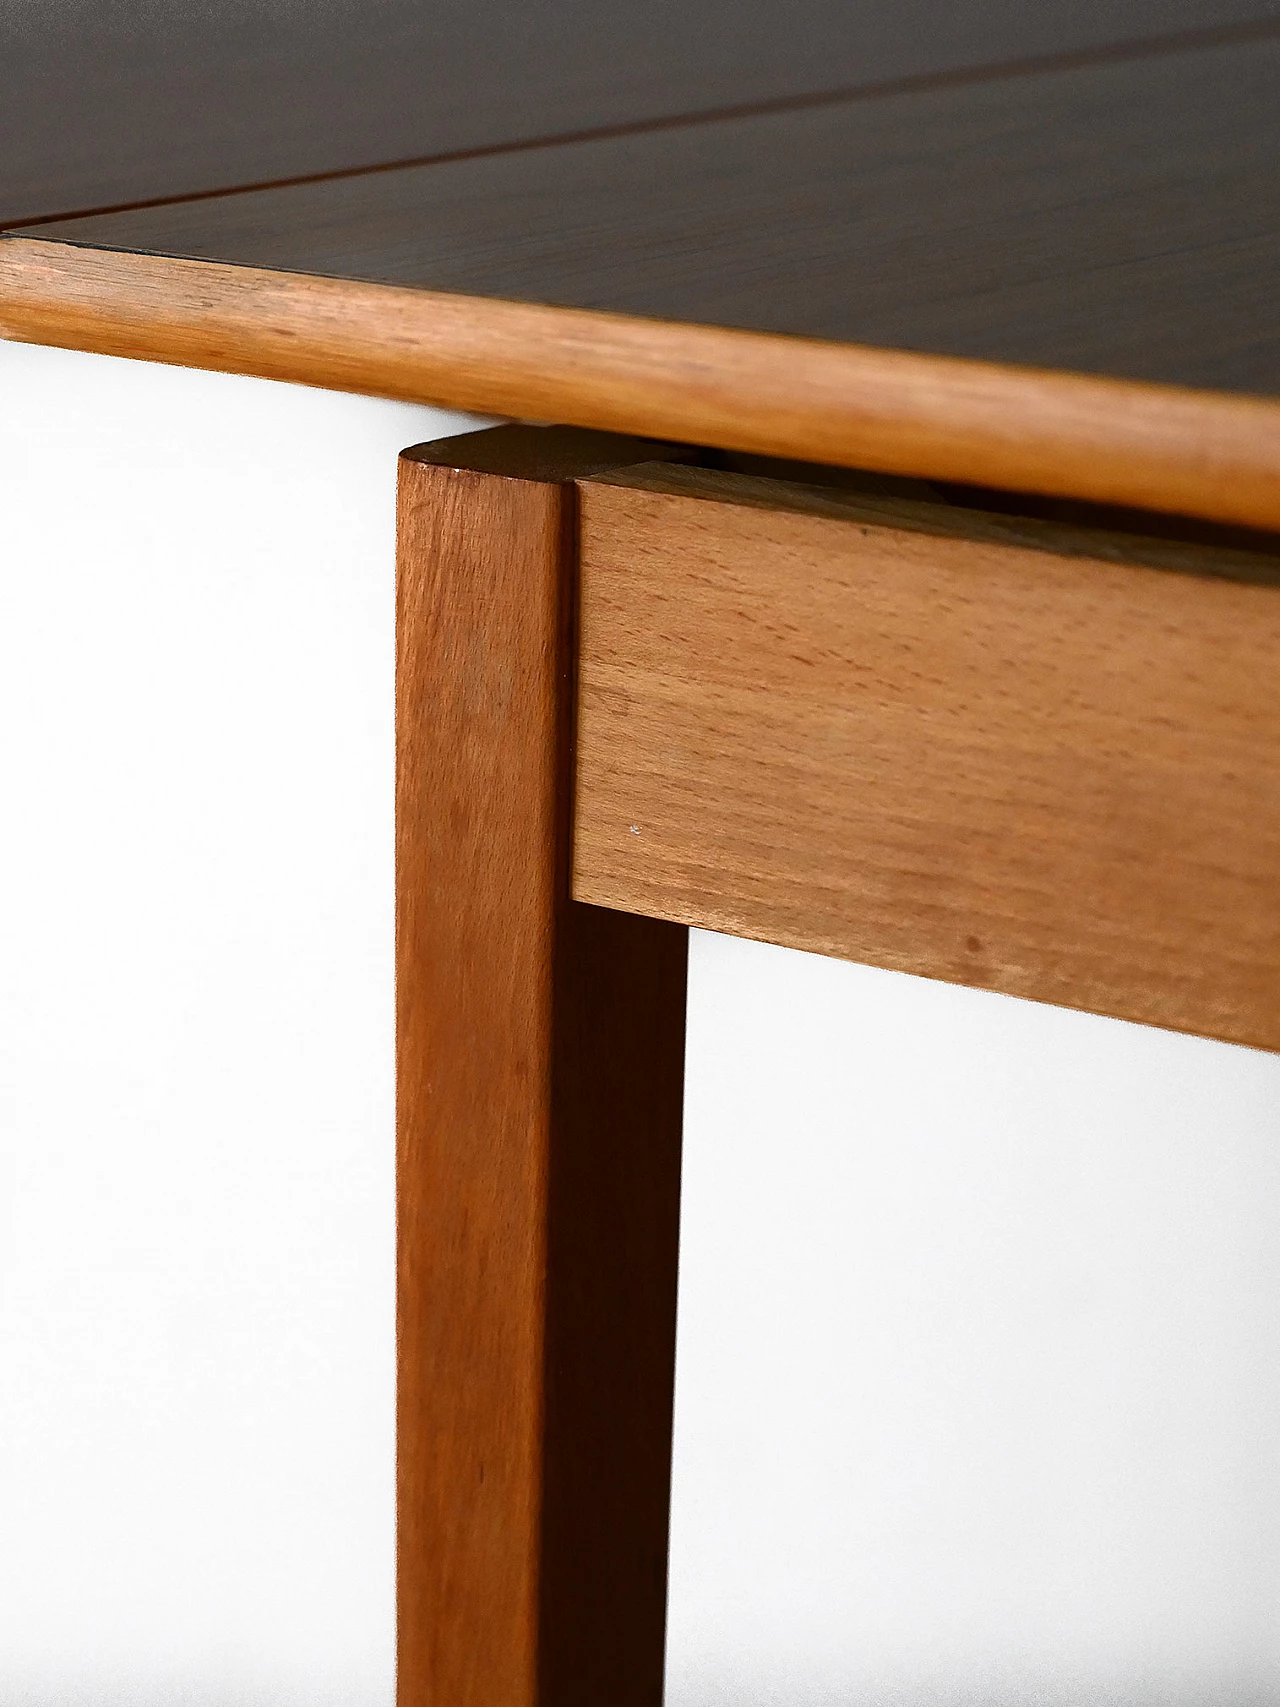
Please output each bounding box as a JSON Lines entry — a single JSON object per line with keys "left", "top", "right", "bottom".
{"left": 396, "top": 427, "right": 688, "bottom": 1707}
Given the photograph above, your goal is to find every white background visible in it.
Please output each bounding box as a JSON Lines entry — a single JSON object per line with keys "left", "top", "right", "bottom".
{"left": 2, "top": 340, "right": 1278, "bottom": 1704}
{"left": 667, "top": 936, "right": 1280, "bottom": 1707}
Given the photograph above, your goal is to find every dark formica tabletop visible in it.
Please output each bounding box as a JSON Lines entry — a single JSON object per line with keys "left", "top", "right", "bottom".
{"left": 5, "top": 0, "right": 1280, "bottom": 395}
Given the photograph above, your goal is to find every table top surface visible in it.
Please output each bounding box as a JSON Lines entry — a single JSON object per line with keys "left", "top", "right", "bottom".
{"left": 4, "top": 0, "right": 1278, "bottom": 396}
{"left": 5, "top": 1, "right": 1280, "bottom": 530}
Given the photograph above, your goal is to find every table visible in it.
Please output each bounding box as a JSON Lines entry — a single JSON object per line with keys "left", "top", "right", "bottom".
{"left": 4, "top": 6, "right": 1279, "bottom": 1703}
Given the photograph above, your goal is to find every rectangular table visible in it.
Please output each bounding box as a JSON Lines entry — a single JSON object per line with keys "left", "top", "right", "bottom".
{"left": 4, "top": 6, "right": 1279, "bottom": 1699}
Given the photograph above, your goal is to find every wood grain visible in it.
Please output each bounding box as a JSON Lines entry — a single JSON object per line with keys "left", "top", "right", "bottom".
{"left": 7, "top": 240, "right": 1280, "bottom": 534}
{"left": 572, "top": 463, "right": 1280, "bottom": 1050}
{"left": 24, "top": 33, "right": 1280, "bottom": 398}
{"left": 4, "top": 0, "right": 1274, "bottom": 224}
{"left": 396, "top": 426, "right": 687, "bottom": 1707}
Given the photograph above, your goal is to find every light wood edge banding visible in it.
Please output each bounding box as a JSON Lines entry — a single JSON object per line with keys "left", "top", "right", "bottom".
{"left": 4, "top": 235, "right": 1280, "bottom": 531}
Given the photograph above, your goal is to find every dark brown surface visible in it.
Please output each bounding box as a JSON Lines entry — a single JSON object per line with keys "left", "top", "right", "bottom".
{"left": 396, "top": 424, "right": 688, "bottom": 1707}
{"left": 29, "top": 31, "right": 1280, "bottom": 395}
{"left": 4, "top": 1, "right": 1276, "bottom": 225}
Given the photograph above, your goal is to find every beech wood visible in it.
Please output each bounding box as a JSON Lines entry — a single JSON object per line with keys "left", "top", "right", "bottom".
{"left": 572, "top": 463, "right": 1280, "bottom": 1051}
{"left": 7, "top": 241, "right": 1280, "bottom": 533}
{"left": 396, "top": 425, "right": 688, "bottom": 1707}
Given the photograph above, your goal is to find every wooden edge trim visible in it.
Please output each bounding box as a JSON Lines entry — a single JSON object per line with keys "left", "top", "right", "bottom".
{"left": 5, "top": 234, "right": 1280, "bottom": 531}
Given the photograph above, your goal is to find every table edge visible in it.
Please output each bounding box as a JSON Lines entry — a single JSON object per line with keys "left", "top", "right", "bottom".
{"left": 4, "top": 235, "right": 1280, "bottom": 531}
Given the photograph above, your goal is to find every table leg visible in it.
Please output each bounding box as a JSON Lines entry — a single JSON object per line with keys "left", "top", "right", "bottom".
{"left": 396, "top": 427, "right": 688, "bottom": 1707}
